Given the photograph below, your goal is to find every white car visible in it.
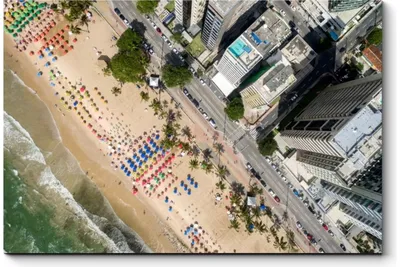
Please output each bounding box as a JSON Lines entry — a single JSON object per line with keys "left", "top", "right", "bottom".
{"left": 268, "top": 188, "right": 275, "bottom": 196}
{"left": 172, "top": 48, "right": 179, "bottom": 54}
{"left": 266, "top": 157, "right": 271, "bottom": 163}
{"left": 202, "top": 112, "right": 209, "bottom": 120}
{"left": 179, "top": 55, "right": 185, "bottom": 61}
{"left": 296, "top": 221, "right": 302, "bottom": 229}
{"left": 148, "top": 49, "right": 154, "bottom": 55}
{"left": 287, "top": 183, "right": 294, "bottom": 189}
{"left": 145, "top": 15, "right": 151, "bottom": 20}
{"left": 151, "top": 22, "right": 157, "bottom": 29}
{"left": 271, "top": 163, "right": 277, "bottom": 169}
{"left": 208, "top": 118, "right": 217, "bottom": 128}
{"left": 280, "top": 9, "right": 286, "bottom": 16}
{"left": 303, "top": 202, "right": 309, "bottom": 207}
{"left": 277, "top": 170, "right": 282, "bottom": 175}
{"left": 162, "top": 34, "right": 168, "bottom": 41}
{"left": 281, "top": 176, "right": 287, "bottom": 182}
{"left": 200, "top": 79, "right": 206, "bottom": 85}
{"left": 318, "top": 218, "right": 324, "bottom": 224}
{"left": 166, "top": 41, "right": 172, "bottom": 48}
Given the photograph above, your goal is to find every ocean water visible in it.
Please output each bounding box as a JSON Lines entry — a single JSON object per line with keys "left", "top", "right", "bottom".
{"left": 3, "top": 68, "right": 152, "bottom": 253}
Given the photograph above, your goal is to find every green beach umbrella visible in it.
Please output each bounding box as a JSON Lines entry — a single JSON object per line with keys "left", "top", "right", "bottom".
{"left": 17, "top": 28, "right": 22, "bottom": 33}
{"left": 13, "top": 33, "right": 18, "bottom": 38}
{"left": 7, "top": 29, "right": 13, "bottom": 34}
{"left": 29, "top": 16, "right": 34, "bottom": 21}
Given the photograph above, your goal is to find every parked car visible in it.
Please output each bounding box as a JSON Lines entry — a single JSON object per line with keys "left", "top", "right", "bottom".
{"left": 189, "top": 67, "right": 195, "bottom": 74}
{"left": 281, "top": 176, "right": 287, "bottom": 182}
{"left": 148, "top": 48, "right": 154, "bottom": 55}
{"left": 311, "top": 238, "right": 317, "bottom": 245}
{"left": 280, "top": 9, "right": 286, "bottom": 16}
{"left": 200, "top": 79, "right": 206, "bottom": 85}
{"left": 151, "top": 22, "right": 157, "bottom": 29}
{"left": 246, "top": 162, "right": 253, "bottom": 170}
{"left": 260, "top": 180, "right": 267, "bottom": 187}
{"left": 183, "top": 88, "right": 189, "bottom": 96}
{"left": 328, "top": 230, "right": 334, "bottom": 237}
{"left": 172, "top": 48, "right": 179, "bottom": 54}
{"left": 145, "top": 15, "right": 150, "bottom": 20}
{"left": 162, "top": 34, "right": 168, "bottom": 41}
{"left": 266, "top": 157, "right": 271, "bottom": 163}
{"left": 287, "top": 183, "right": 293, "bottom": 189}
{"left": 123, "top": 18, "right": 129, "bottom": 25}
{"left": 307, "top": 233, "right": 313, "bottom": 240}
{"left": 254, "top": 173, "right": 262, "bottom": 181}
{"left": 318, "top": 218, "right": 324, "bottom": 224}
{"left": 271, "top": 163, "right": 277, "bottom": 169}
{"left": 191, "top": 98, "right": 200, "bottom": 108}
{"left": 303, "top": 229, "right": 308, "bottom": 236}
{"left": 114, "top": 8, "right": 121, "bottom": 15}
{"left": 274, "top": 196, "right": 281, "bottom": 203}
{"left": 143, "top": 43, "right": 149, "bottom": 49}
{"left": 268, "top": 189, "right": 275, "bottom": 196}
{"left": 277, "top": 170, "right": 282, "bottom": 175}
{"left": 322, "top": 223, "right": 329, "bottom": 231}
{"left": 187, "top": 94, "right": 193, "bottom": 101}
{"left": 296, "top": 221, "right": 302, "bottom": 229}
{"left": 202, "top": 112, "right": 209, "bottom": 120}
{"left": 179, "top": 55, "right": 185, "bottom": 61}
{"left": 340, "top": 244, "right": 346, "bottom": 251}
{"left": 119, "top": 14, "right": 126, "bottom": 20}
{"left": 319, "top": 248, "right": 325, "bottom": 253}
{"left": 209, "top": 118, "right": 217, "bottom": 128}
{"left": 156, "top": 27, "right": 162, "bottom": 35}
{"left": 166, "top": 40, "right": 172, "bottom": 47}
{"left": 303, "top": 201, "right": 309, "bottom": 207}
{"left": 293, "top": 189, "right": 300, "bottom": 197}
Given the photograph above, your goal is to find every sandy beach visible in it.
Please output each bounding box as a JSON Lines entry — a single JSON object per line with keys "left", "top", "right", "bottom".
{"left": 4, "top": 1, "right": 293, "bottom": 253}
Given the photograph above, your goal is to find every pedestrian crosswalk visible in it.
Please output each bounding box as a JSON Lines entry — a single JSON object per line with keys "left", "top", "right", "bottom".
{"left": 249, "top": 128, "right": 259, "bottom": 140}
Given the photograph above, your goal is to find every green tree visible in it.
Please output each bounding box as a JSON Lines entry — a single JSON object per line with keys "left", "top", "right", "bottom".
{"left": 253, "top": 221, "right": 268, "bottom": 234}
{"left": 117, "top": 30, "right": 143, "bottom": 52}
{"left": 110, "top": 51, "right": 148, "bottom": 84}
{"left": 215, "top": 165, "right": 229, "bottom": 180}
{"left": 70, "top": 24, "right": 82, "bottom": 34}
{"left": 224, "top": 97, "right": 245, "bottom": 120}
{"left": 137, "top": 0, "right": 159, "bottom": 14}
{"left": 171, "top": 32, "right": 182, "bottom": 43}
{"left": 229, "top": 219, "right": 241, "bottom": 232}
{"left": 189, "top": 159, "right": 199, "bottom": 170}
{"left": 149, "top": 99, "right": 162, "bottom": 115}
{"left": 215, "top": 180, "right": 227, "bottom": 191}
{"left": 273, "top": 237, "right": 288, "bottom": 252}
{"left": 213, "top": 142, "right": 224, "bottom": 163}
{"left": 257, "top": 133, "right": 278, "bottom": 156}
{"left": 202, "top": 161, "right": 213, "bottom": 174}
{"left": 202, "top": 148, "right": 213, "bottom": 162}
{"left": 249, "top": 184, "right": 263, "bottom": 197}
{"left": 286, "top": 230, "right": 298, "bottom": 252}
{"left": 79, "top": 14, "right": 90, "bottom": 32}
{"left": 102, "top": 66, "right": 112, "bottom": 76}
{"left": 140, "top": 91, "right": 150, "bottom": 102}
{"left": 64, "top": 0, "right": 92, "bottom": 22}
{"left": 181, "top": 125, "right": 193, "bottom": 140}
{"left": 366, "top": 28, "right": 382, "bottom": 46}
{"left": 180, "top": 142, "right": 191, "bottom": 153}
{"left": 111, "top": 86, "right": 121, "bottom": 96}
{"left": 162, "top": 64, "right": 192, "bottom": 88}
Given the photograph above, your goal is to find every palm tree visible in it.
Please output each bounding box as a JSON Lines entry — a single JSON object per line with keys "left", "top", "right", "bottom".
{"left": 149, "top": 99, "right": 162, "bottom": 115}
{"left": 251, "top": 206, "right": 262, "bottom": 222}
{"left": 180, "top": 142, "right": 191, "bottom": 153}
{"left": 213, "top": 142, "right": 224, "bottom": 163}
{"left": 162, "top": 100, "right": 169, "bottom": 109}
{"left": 273, "top": 237, "right": 288, "bottom": 252}
{"left": 189, "top": 159, "right": 199, "bottom": 170}
{"left": 270, "top": 226, "right": 278, "bottom": 238}
{"left": 202, "top": 161, "right": 213, "bottom": 174}
{"left": 181, "top": 126, "right": 193, "bottom": 140}
{"left": 230, "top": 193, "right": 242, "bottom": 207}
{"left": 176, "top": 110, "right": 182, "bottom": 121}
{"left": 202, "top": 148, "right": 213, "bottom": 162}
{"left": 253, "top": 221, "right": 268, "bottom": 234}
{"left": 165, "top": 109, "right": 176, "bottom": 123}
{"left": 215, "top": 165, "right": 229, "bottom": 180}
{"left": 249, "top": 184, "right": 263, "bottom": 197}
{"left": 229, "top": 219, "right": 240, "bottom": 232}
{"left": 191, "top": 145, "right": 200, "bottom": 158}
{"left": 215, "top": 180, "right": 226, "bottom": 191}
{"left": 80, "top": 14, "right": 90, "bottom": 32}
{"left": 286, "top": 230, "right": 298, "bottom": 252}
{"left": 111, "top": 87, "right": 121, "bottom": 96}
{"left": 70, "top": 25, "right": 82, "bottom": 35}
{"left": 282, "top": 211, "right": 289, "bottom": 225}
{"left": 140, "top": 91, "right": 150, "bottom": 102}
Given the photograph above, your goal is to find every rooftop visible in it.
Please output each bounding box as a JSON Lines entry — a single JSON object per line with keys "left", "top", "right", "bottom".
{"left": 362, "top": 45, "right": 382, "bottom": 72}
{"left": 212, "top": 72, "right": 236, "bottom": 97}
{"left": 242, "top": 9, "right": 291, "bottom": 58}
{"left": 318, "top": 0, "right": 365, "bottom": 26}
{"left": 281, "top": 35, "right": 317, "bottom": 72}
{"left": 209, "top": 0, "right": 241, "bottom": 18}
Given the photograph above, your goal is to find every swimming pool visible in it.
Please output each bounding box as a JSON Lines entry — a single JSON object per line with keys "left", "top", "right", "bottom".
{"left": 229, "top": 38, "right": 252, "bottom": 57}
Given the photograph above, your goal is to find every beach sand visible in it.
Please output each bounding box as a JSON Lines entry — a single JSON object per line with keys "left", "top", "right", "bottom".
{"left": 4, "top": 3, "right": 293, "bottom": 253}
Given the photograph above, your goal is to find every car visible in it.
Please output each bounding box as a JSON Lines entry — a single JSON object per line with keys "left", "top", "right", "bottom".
{"left": 187, "top": 94, "right": 193, "bottom": 101}
{"left": 318, "top": 248, "right": 325, "bottom": 253}
{"left": 145, "top": 15, "right": 150, "bottom": 20}
{"left": 303, "top": 229, "right": 308, "bottom": 236}
{"left": 277, "top": 170, "right": 282, "bottom": 175}
{"left": 303, "top": 202, "right": 309, "bottom": 207}
{"left": 246, "top": 162, "right": 253, "bottom": 170}
{"left": 178, "top": 55, "right": 185, "bottom": 61}
{"left": 271, "top": 163, "right": 277, "bottom": 169}
{"left": 287, "top": 183, "right": 293, "bottom": 189}
{"left": 189, "top": 67, "right": 195, "bottom": 74}
{"left": 191, "top": 98, "right": 200, "bottom": 108}
{"left": 322, "top": 223, "right": 329, "bottom": 231}
{"left": 293, "top": 189, "right": 299, "bottom": 197}
{"left": 307, "top": 233, "right": 313, "bottom": 240}
{"left": 281, "top": 176, "right": 287, "bottom": 182}
{"left": 268, "top": 189, "right": 275, "bottom": 196}
{"left": 123, "top": 18, "right": 130, "bottom": 25}
{"left": 183, "top": 88, "right": 189, "bottom": 96}
{"left": 114, "top": 8, "right": 121, "bottom": 15}
{"left": 260, "top": 180, "right": 267, "bottom": 187}
{"left": 234, "top": 120, "right": 240, "bottom": 125}
{"left": 274, "top": 196, "right": 281, "bottom": 203}
{"left": 200, "top": 79, "right": 206, "bottom": 85}
{"left": 318, "top": 218, "right": 324, "bottom": 224}
{"left": 296, "top": 221, "right": 302, "bottom": 229}
{"left": 209, "top": 118, "right": 217, "bottom": 128}
{"left": 250, "top": 168, "right": 257, "bottom": 176}
{"left": 166, "top": 40, "right": 172, "bottom": 47}
{"left": 143, "top": 43, "right": 149, "bottom": 49}
{"left": 328, "top": 230, "right": 334, "bottom": 237}
{"left": 148, "top": 48, "right": 154, "bottom": 55}
{"left": 266, "top": 157, "right": 271, "bottom": 163}
{"left": 311, "top": 238, "right": 317, "bottom": 245}
{"left": 202, "top": 112, "right": 209, "bottom": 120}
{"left": 254, "top": 173, "right": 262, "bottom": 181}
{"left": 172, "top": 48, "right": 179, "bottom": 54}
{"left": 119, "top": 14, "right": 126, "bottom": 20}
{"left": 162, "top": 34, "right": 168, "bottom": 41}
{"left": 156, "top": 27, "right": 162, "bottom": 35}
{"left": 280, "top": 9, "right": 286, "bottom": 16}
{"left": 340, "top": 244, "right": 346, "bottom": 251}
{"left": 151, "top": 22, "right": 157, "bottom": 29}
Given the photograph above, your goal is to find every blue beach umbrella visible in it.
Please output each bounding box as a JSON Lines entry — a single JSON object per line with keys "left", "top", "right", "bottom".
{"left": 50, "top": 82, "right": 55, "bottom": 87}
{"left": 180, "top": 181, "right": 184, "bottom": 187}
{"left": 52, "top": 57, "right": 57, "bottom": 62}
{"left": 187, "top": 175, "right": 191, "bottom": 181}
{"left": 190, "top": 179, "right": 194, "bottom": 185}
{"left": 188, "top": 189, "right": 191, "bottom": 195}
{"left": 130, "top": 163, "right": 134, "bottom": 168}
{"left": 173, "top": 187, "right": 178, "bottom": 194}
{"left": 45, "top": 47, "right": 50, "bottom": 52}
{"left": 194, "top": 182, "right": 198, "bottom": 189}
{"left": 168, "top": 206, "right": 172, "bottom": 212}
{"left": 124, "top": 167, "right": 128, "bottom": 172}
{"left": 127, "top": 172, "right": 131, "bottom": 177}
{"left": 37, "top": 71, "right": 42, "bottom": 76}
{"left": 165, "top": 198, "right": 169, "bottom": 203}
{"left": 127, "top": 159, "right": 132, "bottom": 164}
{"left": 155, "top": 134, "right": 160, "bottom": 140}
{"left": 45, "top": 62, "right": 50, "bottom": 67}
{"left": 184, "top": 231, "right": 188, "bottom": 236}
{"left": 121, "top": 164, "right": 125, "bottom": 170}
{"left": 184, "top": 185, "right": 188, "bottom": 191}
{"left": 48, "top": 52, "right": 53, "bottom": 56}
{"left": 139, "top": 162, "right": 143, "bottom": 167}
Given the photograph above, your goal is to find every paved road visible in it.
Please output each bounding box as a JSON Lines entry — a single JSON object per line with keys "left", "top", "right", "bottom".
{"left": 109, "top": 0, "right": 346, "bottom": 253}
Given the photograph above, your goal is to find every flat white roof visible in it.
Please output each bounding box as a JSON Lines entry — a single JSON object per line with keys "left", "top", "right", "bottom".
{"left": 212, "top": 72, "right": 236, "bottom": 97}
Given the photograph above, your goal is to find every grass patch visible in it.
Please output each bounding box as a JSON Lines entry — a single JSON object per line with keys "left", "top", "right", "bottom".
{"left": 165, "top": 0, "right": 175, "bottom": 12}
{"left": 187, "top": 34, "right": 206, "bottom": 58}
{"left": 279, "top": 77, "right": 333, "bottom": 131}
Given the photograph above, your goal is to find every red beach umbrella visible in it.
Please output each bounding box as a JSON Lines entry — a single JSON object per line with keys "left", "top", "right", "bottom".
{"left": 37, "top": 50, "right": 42, "bottom": 55}
{"left": 29, "top": 51, "right": 34, "bottom": 56}
{"left": 73, "top": 38, "right": 77, "bottom": 43}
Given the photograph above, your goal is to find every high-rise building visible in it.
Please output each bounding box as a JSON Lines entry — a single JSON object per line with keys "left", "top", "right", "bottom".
{"left": 175, "top": 0, "right": 192, "bottom": 29}
{"left": 328, "top": 0, "right": 370, "bottom": 12}
{"left": 281, "top": 74, "right": 382, "bottom": 187}
{"left": 201, "top": 0, "right": 258, "bottom": 51}
{"left": 321, "top": 156, "right": 382, "bottom": 239}
{"left": 212, "top": 9, "right": 291, "bottom": 96}
{"left": 175, "top": 0, "right": 206, "bottom": 29}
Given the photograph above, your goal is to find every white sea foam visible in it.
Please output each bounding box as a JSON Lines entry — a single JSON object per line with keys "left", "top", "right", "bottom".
{"left": 9, "top": 69, "right": 37, "bottom": 95}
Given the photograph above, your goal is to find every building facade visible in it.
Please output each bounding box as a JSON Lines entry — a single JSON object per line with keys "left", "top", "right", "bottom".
{"left": 281, "top": 74, "right": 382, "bottom": 186}
{"left": 328, "top": 0, "right": 370, "bottom": 12}
{"left": 321, "top": 156, "right": 382, "bottom": 239}
{"left": 201, "top": 0, "right": 258, "bottom": 51}
{"left": 175, "top": 0, "right": 206, "bottom": 29}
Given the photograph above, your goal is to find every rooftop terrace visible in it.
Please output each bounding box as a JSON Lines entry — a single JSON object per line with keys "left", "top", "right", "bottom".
{"left": 209, "top": 0, "right": 241, "bottom": 17}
